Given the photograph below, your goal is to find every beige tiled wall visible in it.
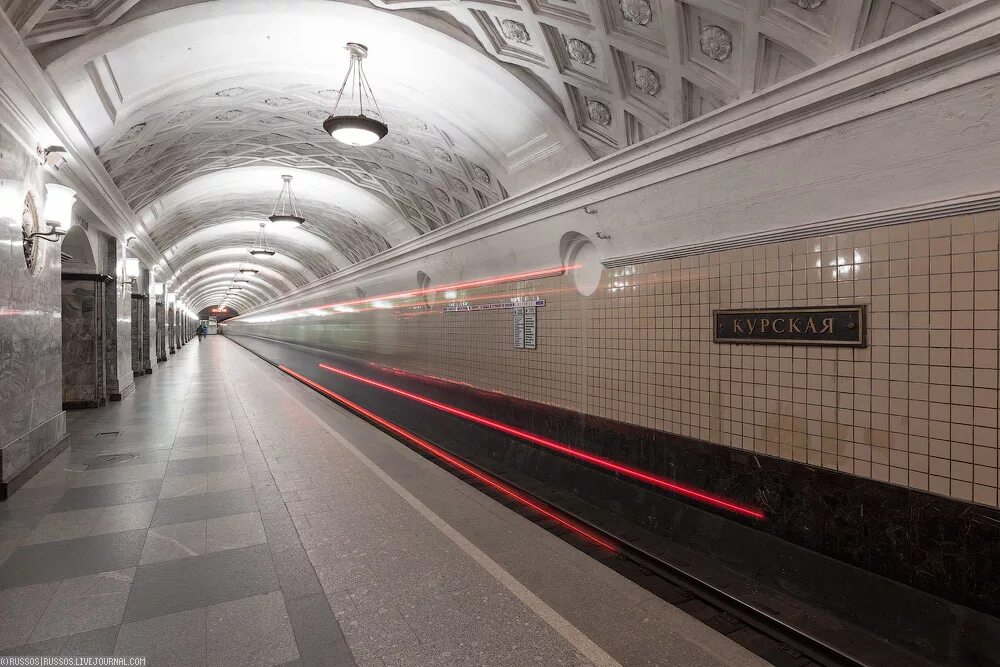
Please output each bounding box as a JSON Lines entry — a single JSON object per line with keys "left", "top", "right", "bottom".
{"left": 263, "top": 210, "right": 1000, "bottom": 508}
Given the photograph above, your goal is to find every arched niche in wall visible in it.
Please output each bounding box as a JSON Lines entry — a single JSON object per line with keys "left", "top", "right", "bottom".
{"left": 61, "top": 225, "right": 97, "bottom": 272}
{"left": 416, "top": 270, "right": 432, "bottom": 306}
{"left": 560, "top": 232, "right": 602, "bottom": 296}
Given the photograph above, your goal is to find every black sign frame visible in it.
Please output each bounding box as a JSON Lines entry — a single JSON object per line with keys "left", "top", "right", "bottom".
{"left": 713, "top": 305, "right": 867, "bottom": 347}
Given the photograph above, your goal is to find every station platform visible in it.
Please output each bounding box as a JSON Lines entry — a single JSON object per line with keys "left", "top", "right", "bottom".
{"left": 0, "top": 336, "right": 767, "bottom": 666}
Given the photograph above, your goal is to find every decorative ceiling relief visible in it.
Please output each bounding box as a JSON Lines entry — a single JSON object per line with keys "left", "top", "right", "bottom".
{"left": 790, "top": 0, "right": 825, "bottom": 8}
{"left": 30, "top": 0, "right": 962, "bottom": 164}
{"left": 632, "top": 66, "right": 660, "bottom": 96}
{"left": 586, "top": 99, "right": 612, "bottom": 126}
{"left": 698, "top": 25, "right": 733, "bottom": 62}
{"left": 500, "top": 19, "right": 531, "bottom": 44}
{"left": 96, "top": 86, "right": 504, "bottom": 227}
{"left": 619, "top": 0, "right": 653, "bottom": 26}
{"left": 54, "top": 0, "right": 96, "bottom": 10}
{"left": 566, "top": 38, "right": 596, "bottom": 65}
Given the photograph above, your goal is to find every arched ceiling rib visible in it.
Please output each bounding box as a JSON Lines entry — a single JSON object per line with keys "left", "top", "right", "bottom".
{"left": 171, "top": 248, "right": 319, "bottom": 287}
{"left": 26, "top": 0, "right": 967, "bottom": 316}
{"left": 166, "top": 222, "right": 343, "bottom": 278}
{"left": 176, "top": 264, "right": 298, "bottom": 294}
{"left": 145, "top": 167, "right": 409, "bottom": 269}
{"left": 179, "top": 277, "right": 282, "bottom": 303}
{"left": 190, "top": 289, "right": 259, "bottom": 310}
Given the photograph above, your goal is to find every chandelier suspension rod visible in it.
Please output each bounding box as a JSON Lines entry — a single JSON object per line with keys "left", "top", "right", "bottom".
{"left": 360, "top": 59, "right": 383, "bottom": 120}
{"left": 330, "top": 56, "right": 354, "bottom": 117}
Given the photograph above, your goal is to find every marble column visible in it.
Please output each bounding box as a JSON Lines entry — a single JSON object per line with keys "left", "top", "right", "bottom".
{"left": 168, "top": 306, "right": 176, "bottom": 354}
{"left": 102, "top": 235, "right": 134, "bottom": 401}
{"left": 144, "top": 270, "right": 157, "bottom": 373}
{"left": 130, "top": 295, "right": 143, "bottom": 376}
{"left": 155, "top": 301, "right": 167, "bottom": 362}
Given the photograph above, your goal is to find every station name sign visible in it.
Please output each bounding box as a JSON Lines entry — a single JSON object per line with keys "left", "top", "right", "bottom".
{"left": 713, "top": 305, "right": 866, "bottom": 347}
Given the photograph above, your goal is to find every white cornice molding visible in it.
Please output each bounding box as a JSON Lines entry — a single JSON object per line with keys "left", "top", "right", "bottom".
{"left": 239, "top": 0, "right": 1000, "bottom": 317}
{"left": 0, "top": 8, "right": 171, "bottom": 274}
{"left": 602, "top": 190, "right": 1000, "bottom": 268}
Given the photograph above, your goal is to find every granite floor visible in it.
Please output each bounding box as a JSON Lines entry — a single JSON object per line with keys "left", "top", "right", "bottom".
{"left": 0, "top": 336, "right": 768, "bottom": 666}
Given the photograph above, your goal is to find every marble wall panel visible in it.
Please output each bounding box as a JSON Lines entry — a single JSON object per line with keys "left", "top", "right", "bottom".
{"left": 0, "top": 122, "right": 66, "bottom": 487}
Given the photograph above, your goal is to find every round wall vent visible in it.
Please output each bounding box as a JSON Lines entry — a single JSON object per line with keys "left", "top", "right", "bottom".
{"left": 560, "top": 232, "right": 602, "bottom": 296}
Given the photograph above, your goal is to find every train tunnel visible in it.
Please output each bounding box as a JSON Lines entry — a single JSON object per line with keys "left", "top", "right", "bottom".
{"left": 1, "top": 1, "right": 999, "bottom": 664}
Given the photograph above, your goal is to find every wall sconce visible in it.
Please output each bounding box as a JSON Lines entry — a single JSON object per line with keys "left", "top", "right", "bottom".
{"left": 123, "top": 257, "right": 141, "bottom": 288}
{"left": 28, "top": 183, "right": 77, "bottom": 243}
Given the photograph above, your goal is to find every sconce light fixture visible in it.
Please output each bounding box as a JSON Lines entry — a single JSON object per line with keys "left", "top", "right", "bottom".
{"left": 123, "top": 257, "right": 141, "bottom": 288}
{"left": 28, "top": 183, "right": 77, "bottom": 243}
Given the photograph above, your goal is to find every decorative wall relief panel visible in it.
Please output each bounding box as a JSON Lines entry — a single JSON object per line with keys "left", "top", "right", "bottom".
{"left": 61, "top": 278, "right": 103, "bottom": 408}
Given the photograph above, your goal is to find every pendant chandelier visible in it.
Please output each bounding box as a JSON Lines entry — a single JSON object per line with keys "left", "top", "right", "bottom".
{"left": 249, "top": 222, "right": 275, "bottom": 257}
{"left": 238, "top": 264, "right": 259, "bottom": 274}
{"left": 322, "top": 43, "right": 388, "bottom": 146}
{"left": 269, "top": 175, "right": 304, "bottom": 225}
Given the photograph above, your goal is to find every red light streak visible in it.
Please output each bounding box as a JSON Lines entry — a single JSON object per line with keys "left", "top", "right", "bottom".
{"left": 242, "top": 265, "right": 579, "bottom": 321}
{"left": 319, "top": 363, "right": 766, "bottom": 520}
{"left": 278, "top": 364, "right": 616, "bottom": 551}
{"left": 314, "top": 264, "right": 578, "bottom": 311}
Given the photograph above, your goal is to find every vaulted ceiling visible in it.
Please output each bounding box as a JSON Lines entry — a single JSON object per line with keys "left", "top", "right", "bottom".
{"left": 2, "top": 0, "right": 968, "bottom": 312}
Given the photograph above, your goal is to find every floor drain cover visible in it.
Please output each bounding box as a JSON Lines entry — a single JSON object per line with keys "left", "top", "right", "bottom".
{"left": 83, "top": 453, "right": 139, "bottom": 468}
{"left": 101, "top": 454, "right": 138, "bottom": 464}
{"left": 96, "top": 431, "right": 121, "bottom": 438}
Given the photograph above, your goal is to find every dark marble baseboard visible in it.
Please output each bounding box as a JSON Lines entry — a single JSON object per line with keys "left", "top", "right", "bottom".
{"left": 0, "top": 412, "right": 69, "bottom": 499}
{"left": 109, "top": 381, "right": 135, "bottom": 402}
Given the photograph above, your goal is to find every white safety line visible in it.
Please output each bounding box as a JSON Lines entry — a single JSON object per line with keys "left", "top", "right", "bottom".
{"left": 254, "top": 356, "right": 622, "bottom": 667}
